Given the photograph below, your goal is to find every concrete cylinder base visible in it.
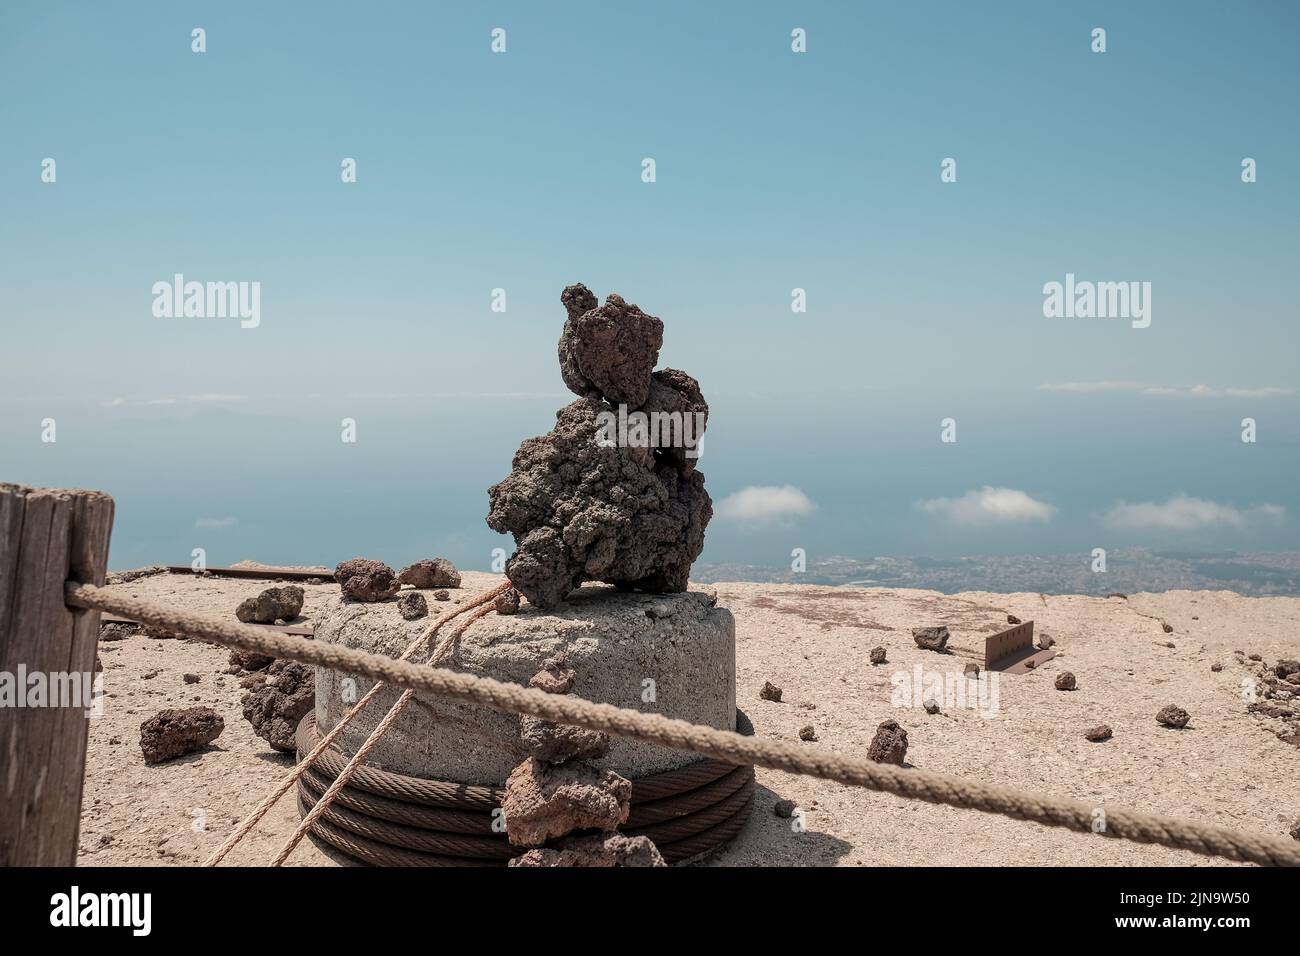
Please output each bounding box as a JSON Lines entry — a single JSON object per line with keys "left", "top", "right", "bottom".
{"left": 313, "top": 583, "right": 737, "bottom": 786}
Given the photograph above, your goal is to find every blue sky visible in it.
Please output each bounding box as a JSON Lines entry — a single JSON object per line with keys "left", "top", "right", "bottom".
{"left": 1, "top": 1, "right": 1297, "bottom": 573}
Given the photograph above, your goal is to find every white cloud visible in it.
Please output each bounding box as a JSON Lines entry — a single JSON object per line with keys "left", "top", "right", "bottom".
{"left": 1104, "top": 495, "right": 1285, "bottom": 531}
{"left": 716, "top": 485, "right": 815, "bottom": 525}
{"left": 1038, "top": 381, "right": 1293, "bottom": 399}
{"left": 195, "top": 516, "right": 239, "bottom": 529}
{"left": 917, "top": 486, "right": 1056, "bottom": 526}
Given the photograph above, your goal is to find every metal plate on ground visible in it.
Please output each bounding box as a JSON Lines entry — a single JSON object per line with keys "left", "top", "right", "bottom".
{"left": 985, "top": 620, "right": 1055, "bottom": 673}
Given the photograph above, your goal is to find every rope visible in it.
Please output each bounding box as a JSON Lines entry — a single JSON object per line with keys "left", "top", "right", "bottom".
{"left": 67, "top": 580, "right": 1300, "bottom": 867}
{"left": 272, "top": 596, "right": 501, "bottom": 866}
{"left": 200, "top": 581, "right": 510, "bottom": 866}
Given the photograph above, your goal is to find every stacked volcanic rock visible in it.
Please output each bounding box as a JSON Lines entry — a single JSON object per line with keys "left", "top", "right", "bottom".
{"left": 486, "top": 283, "right": 712, "bottom": 610}
{"left": 504, "top": 652, "right": 665, "bottom": 867}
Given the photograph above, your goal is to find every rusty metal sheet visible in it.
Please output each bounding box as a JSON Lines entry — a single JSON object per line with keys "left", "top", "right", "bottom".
{"left": 985, "top": 620, "right": 1056, "bottom": 673}
{"left": 165, "top": 565, "right": 334, "bottom": 582}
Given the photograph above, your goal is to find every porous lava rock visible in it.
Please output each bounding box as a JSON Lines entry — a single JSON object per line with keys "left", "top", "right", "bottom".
{"left": 868, "top": 719, "right": 908, "bottom": 765}
{"left": 139, "top": 707, "right": 224, "bottom": 763}
{"left": 486, "top": 284, "right": 711, "bottom": 610}
{"left": 869, "top": 646, "right": 887, "bottom": 665}
{"left": 335, "top": 558, "right": 400, "bottom": 602}
{"left": 1055, "top": 671, "right": 1077, "bottom": 691}
{"left": 228, "top": 648, "right": 274, "bottom": 672}
{"left": 912, "top": 626, "right": 949, "bottom": 651}
{"left": 528, "top": 652, "right": 576, "bottom": 695}
{"left": 235, "top": 585, "right": 304, "bottom": 624}
{"left": 495, "top": 587, "right": 521, "bottom": 615}
{"left": 398, "top": 592, "right": 428, "bottom": 620}
{"left": 241, "top": 660, "right": 314, "bottom": 752}
{"left": 1157, "top": 704, "right": 1190, "bottom": 729}
{"left": 501, "top": 758, "right": 632, "bottom": 848}
{"left": 518, "top": 715, "right": 611, "bottom": 764}
{"left": 1084, "top": 724, "right": 1113, "bottom": 742}
{"left": 759, "top": 681, "right": 783, "bottom": 702}
{"left": 557, "top": 285, "right": 663, "bottom": 407}
{"left": 397, "top": 558, "right": 461, "bottom": 590}
{"left": 508, "top": 833, "right": 665, "bottom": 868}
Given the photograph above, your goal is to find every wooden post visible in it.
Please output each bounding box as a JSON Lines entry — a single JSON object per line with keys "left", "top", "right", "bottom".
{"left": 0, "top": 484, "right": 114, "bottom": 866}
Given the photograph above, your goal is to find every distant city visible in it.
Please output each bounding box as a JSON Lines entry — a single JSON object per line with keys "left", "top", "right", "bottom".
{"left": 692, "top": 550, "right": 1300, "bottom": 597}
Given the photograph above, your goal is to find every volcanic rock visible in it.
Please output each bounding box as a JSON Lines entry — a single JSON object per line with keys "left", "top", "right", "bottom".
{"left": 485, "top": 284, "right": 710, "bottom": 610}
{"left": 1274, "top": 660, "right": 1300, "bottom": 679}
{"left": 1038, "top": 634, "right": 1056, "bottom": 649}
{"left": 508, "top": 833, "right": 665, "bottom": 868}
{"left": 397, "top": 558, "right": 461, "bottom": 590}
{"left": 398, "top": 592, "right": 428, "bottom": 620}
{"left": 139, "top": 707, "right": 224, "bottom": 763}
{"left": 759, "top": 681, "right": 783, "bottom": 703}
{"left": 1084, "top": 724, "right": 1113, "bottom": 742}
{"left": 235, "top": 585, "right": 304, "bottom": 624}
{"left": 228, "top": 648, "right": 274, "bottom": 672}
{"left": 912, "top": 626, "right": 949, "bottom": 651}
{"left": 518, "top": 715, "right": 611, "bottom": 764}
{"left": 241, "top": 660, "right": 314, "bottom": 752}
{"left": 335, "top": 558, "right": 400, "bottom": 602}
{"left": 99, "top": 622, "right": 140, "bottom": 641}
{"left": 798, "top": 724, "right": 818, "bottom": 741}
{"left": 1007, "top": 614, "right": 1021, "bottom": 625}
{"left": 432, "top": 589, "right": 450, "bottom": 601}
{"left": 868, "top": 719, "right": 908, "bottom": 765}
{"left": 923, "top": 699, "right": 941, "bottom": 715}
{"left": 1055, "top": 671, "right": 1077, "bottom": 691}
{"left": 869, "top": 646, "right": 887, "bottom": 665}
{"left": 529, "top": 653, "right": 576, "bottom": 695}
{"left": 495, "top": 587, "right": 521, "bottom": 615}
{"left": 773, "top": 799, "right": 796, "bottom": 818}
{"left": 557, "top": 285, "right": 663, "bottom": 407}
{"left": 1156, "top": 704, "right": 1190, "bottom": 729}
{"left": 501, "top": 759, "right": 632, "bottom": 848}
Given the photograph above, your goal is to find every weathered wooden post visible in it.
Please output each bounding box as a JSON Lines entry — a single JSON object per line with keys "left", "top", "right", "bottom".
{"left": 0, "top": 484, "right": 114, "bottom": 866}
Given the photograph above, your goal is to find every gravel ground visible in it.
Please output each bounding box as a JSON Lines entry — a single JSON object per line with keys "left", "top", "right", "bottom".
{"left": 77, "top": 569, "right": 1300, "bottom": 867}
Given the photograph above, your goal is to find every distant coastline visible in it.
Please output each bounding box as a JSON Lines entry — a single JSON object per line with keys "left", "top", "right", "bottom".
{"left": 692, "top": 549, "right": 1300, "bottom": 597}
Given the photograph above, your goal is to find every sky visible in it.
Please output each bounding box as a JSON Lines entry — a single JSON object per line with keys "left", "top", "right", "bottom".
{"left": 1, "top": 1, "right": 1297, "bottom": 575}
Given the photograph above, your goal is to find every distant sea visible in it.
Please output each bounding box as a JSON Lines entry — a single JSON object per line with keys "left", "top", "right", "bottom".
{"left": 692, "top": 550, "right": 1300, "bottom": 597}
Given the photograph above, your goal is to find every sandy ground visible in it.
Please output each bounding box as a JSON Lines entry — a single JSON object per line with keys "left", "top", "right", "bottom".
{"left": 77, "top": 570, "right": 1300, "bottom": 867}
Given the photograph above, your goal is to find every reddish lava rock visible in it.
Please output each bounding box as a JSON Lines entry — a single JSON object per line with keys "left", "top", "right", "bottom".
{"left": 519, "top": 715, "right": 610, "bottom": 764}
{"left": 509, "top": 833, "right": 665, "bottom": 868}
{"left": 1055, "top": 671, "right": 1077, "bottom": 691}
{"left": 139, "top": 707, "right": 224, "bottom": 763}
{"left": 501, "top": 759, "right": 632, "bottom": 848}
{"left": 1084, "top": 724, "right": 1113, "bottom": 742}
{"left": 869, "top": 646, "right": 887, "bottom": 665}
{"left": 759, "top": 681, "right": 783, "bottom": 702}
{"left": 335, "top": 558, "right": 400, "bottom": 602}
{"left": 397, "top": 558, "right": 461, "bottom": 590}
{"left": 528, "top": 653, "right": 576, "bottom": 695}
{"left": 868, "top": 720, "right": 908, "bottom": 765}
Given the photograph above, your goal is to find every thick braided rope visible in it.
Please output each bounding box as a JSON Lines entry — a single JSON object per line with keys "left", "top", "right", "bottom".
{"left": 200, "top": 581, "right": 509, "bottom": 866}
{"left": 271, "top": 600, "right": 499, "bottom": 866}
{"left": 67, "top": 582, "right": 1300, "bottom": 867}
